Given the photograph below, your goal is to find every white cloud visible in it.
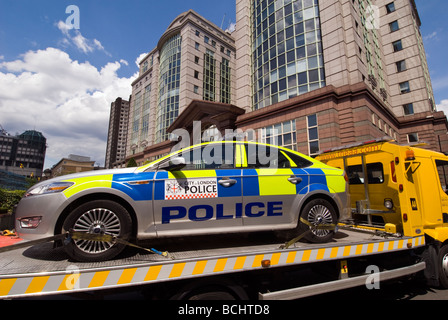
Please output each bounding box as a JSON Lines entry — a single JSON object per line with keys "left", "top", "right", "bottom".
{"left": 437, "top": 99, "right": 448, "bottom": 115}
{"left": 56, "top": 20, "right": 109, "bottom": 55}
{"left": 424, "top": 31, "right": 438, "bottom": 42}
{"left": 0, "top": 47, "right": 137, "bottom": 168}
{"left": 135, "top": 52, "right": 149, "bottom": 68}
{"left": 225, "top": 22, "right": 236, "bottom": 34}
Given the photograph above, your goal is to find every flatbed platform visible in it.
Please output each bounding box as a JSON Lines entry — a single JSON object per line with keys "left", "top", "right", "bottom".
{"left": 0, "top": 228, "right": 425, "bottom": 299}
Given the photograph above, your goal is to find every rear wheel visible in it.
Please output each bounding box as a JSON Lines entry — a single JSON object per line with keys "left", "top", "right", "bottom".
{"left": 63, "top": 200, "right": 132, "bottom": 262}
{"left": 298, "top": 198, "right": 337, "bottom": 243}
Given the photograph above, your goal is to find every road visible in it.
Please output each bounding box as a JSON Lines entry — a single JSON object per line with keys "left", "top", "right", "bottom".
{"left": 18, "top": 275, "right": 447, "bottom": 300}
{"left": 305, "top": 278, "right": 448, "bottom": 300}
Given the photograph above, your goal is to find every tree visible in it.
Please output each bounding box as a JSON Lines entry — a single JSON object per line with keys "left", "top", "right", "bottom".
{"left": 127, "top": 158, "right": 138, "bottom": 168}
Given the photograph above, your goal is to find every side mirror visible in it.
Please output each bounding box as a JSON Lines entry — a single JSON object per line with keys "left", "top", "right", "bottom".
{"left": 158, "top": 157, "right": 186, "bottom": 171}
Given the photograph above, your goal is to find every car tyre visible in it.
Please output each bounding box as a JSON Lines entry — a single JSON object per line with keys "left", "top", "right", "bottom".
{"left": 438, "top": 244, "right": 448, "bottom": 289}
{"left": 63, "top": 200, "right": 132, "bottom": 262}
{"left": 297, "top": 198, "right": 337, "bottom": 243}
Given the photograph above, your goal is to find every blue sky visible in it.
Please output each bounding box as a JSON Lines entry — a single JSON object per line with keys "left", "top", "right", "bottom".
{"left": 0, "top": 0, "right": 447, "bottom": 169}
{"left": 0, "top": 0, "right": 236, "bottom": 168}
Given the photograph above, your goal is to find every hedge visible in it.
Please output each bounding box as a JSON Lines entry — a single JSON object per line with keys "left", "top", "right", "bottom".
{"left": 0, "top": 188, "right": 26, "bottom": 214}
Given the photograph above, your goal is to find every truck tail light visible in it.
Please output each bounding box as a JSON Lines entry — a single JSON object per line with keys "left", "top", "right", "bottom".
{"left": 390, "top": 161, "right": 397, "bottom": 183}
{"left": 403, "top": 213, "right": 408, "bottom": 222}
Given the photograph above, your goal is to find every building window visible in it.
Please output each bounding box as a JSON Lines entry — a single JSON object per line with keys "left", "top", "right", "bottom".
{"left": 259, "top": 120, "right": 297, "bottom": 151}
{"left": 399, "top": 81, "right": 410, "bottom": 94}
{"left": 307, "top": 114, "right": 319, "bottom": 156}
{"left": 407, "top": 133, "right": 419, "bottom": 143}
{"left": 194, "top": 85, "right": 199, "bottom": 94}
{"left": 195, "top": 56, "right": 200, "bottom": 64}
{"left": 396, "top": 60, "right": 406, "bottom": 72}
{"left": 142, "top": 60, "right": 148, "bottom": 73}
{"left": 389, "top": 20, "right": 399, "bottom": 32}
{"left": 203, "top": 50, "right": 216, "bottom": 101}
{"left": 392, "top": 39, "right": 403, "bottom": 52}
{"left": 142, "top": 85, "right": 151, "bottom": 113}
{"left": 220, "top": 58, "right": 231, "bottom": 104}
{"left": 141, "top": 114, "right": 149, "bottom": 136}
{"left": 403, "top": 103, "right": 414, "bottom": 115}
{"left": 195, "top": 30, "right": 200, "bottom": 37}
{"left": 251, "top": 0, "right": 325, "bottom": 110}
{"left": 386, "top": 2, "right": 395, "bottom": 14}
{"left": 195, "top": 42, "right": 200, "bottom": 50}
{"left": 194, "top": 70, "right": 199, "bottom": 79}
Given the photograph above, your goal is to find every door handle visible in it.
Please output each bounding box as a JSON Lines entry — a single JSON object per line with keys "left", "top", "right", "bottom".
{"left": 288, "top": 176, "right": 303, "bottom": 185}
{"left": 218, "top": 178, "right": 237, "bottom": 188}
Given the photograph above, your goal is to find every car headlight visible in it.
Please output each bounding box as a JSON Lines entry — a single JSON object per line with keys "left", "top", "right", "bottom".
{"left": 25, "top": 182, "right": 74, "bottom": 197}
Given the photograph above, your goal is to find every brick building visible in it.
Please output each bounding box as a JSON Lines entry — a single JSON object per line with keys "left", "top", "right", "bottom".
{"left": 124, "top": 0, "right": 448, "bottom": 165}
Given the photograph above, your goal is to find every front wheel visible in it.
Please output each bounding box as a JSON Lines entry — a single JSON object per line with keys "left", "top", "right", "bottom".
{"left": 438, "top": 244, "right": 448, "bottom": 288}
{"left": 297, "top": 198, "right": 337, "bottom": 243}
{"left": 63, "top": 200, "right": 132, "bottom": 262}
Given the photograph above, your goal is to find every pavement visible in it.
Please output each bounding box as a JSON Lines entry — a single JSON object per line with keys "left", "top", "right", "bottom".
{"left": 0, "top": 231, "right": 22, "bottom": 247}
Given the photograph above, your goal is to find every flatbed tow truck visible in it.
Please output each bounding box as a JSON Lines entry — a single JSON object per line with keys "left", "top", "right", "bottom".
{"left": 0, "top": 138, "right": 446, "bottom": 300}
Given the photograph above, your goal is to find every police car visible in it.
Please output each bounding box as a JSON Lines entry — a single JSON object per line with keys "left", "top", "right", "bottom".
{"left": 15, "top": 141, "right": 349, "bottom": 262}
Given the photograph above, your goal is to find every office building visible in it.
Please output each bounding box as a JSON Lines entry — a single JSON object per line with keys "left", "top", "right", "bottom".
{"left": 105, "top": 97, "right": 130, "bottom": 169}
{"left": 50, "top": 154, "right": 96, "bottom": 178}
{"left": 124, "top": 0, "right": 447, "bottom": 165}
{"left": 127, "top": 10, "right": 236, "bottom": 164}
{"left": 234, "top": 0, "right": 446, "bottom": 155}
{"left": 0, "top": 129, "right": 47, "bottom": 179}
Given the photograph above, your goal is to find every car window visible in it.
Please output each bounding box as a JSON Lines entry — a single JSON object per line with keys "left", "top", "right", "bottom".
{"left": 179, "top": 143, "right": 236, "bottom": 170}
{"left": 281, "top": 149, "right": 313, "bottom": 168}
{"left": 347, "top": 162, "right": 384, "bottom": 185}
{"left": 244, "top": 144, "right": 311, "bottom": 169}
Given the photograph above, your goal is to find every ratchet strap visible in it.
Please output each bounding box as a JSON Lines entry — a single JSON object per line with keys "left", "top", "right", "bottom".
{"left": 68, "top": 231, "right": 171, "bottom": 258}
{"left": 0, "top": 230, "right": 171, "bottom": 259}
{"left": 281, "top": 217, "right": 337, "bottom": 249}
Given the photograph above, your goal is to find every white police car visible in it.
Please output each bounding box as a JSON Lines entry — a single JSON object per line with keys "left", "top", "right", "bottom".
{"left": 15, "top": 141, "right": 349, "bottom": 261}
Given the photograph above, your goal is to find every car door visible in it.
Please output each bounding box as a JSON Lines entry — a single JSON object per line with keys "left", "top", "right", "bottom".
{"left": 241, "top": 143, "right": 310, "bottom": 229}
{"left": 153, "top": 142, "right": 243, "bottom": 237}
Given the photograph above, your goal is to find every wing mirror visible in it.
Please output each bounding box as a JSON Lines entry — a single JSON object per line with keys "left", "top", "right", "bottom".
{"left": 158, "top": 157, "right": 186, "bottom": 171}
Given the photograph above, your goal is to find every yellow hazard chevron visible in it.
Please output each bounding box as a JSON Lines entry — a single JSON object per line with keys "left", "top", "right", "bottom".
{"left": 0, "top": 235, "right": 425, "bottom": 298}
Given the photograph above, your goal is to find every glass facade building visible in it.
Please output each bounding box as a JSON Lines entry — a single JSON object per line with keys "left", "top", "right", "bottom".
{"left": 251, "top": 0, "right": 325, "bottom": 110}
{"left": 156, "top": 34, "right": 182, "bottom": 144}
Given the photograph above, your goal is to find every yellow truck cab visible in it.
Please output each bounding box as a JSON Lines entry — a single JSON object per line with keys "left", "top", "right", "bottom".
{"left": 317, "top": 138, "right": 448, "bottom": 288}
{"left": 317, "top": 138, "right": 448, "bottom": 242}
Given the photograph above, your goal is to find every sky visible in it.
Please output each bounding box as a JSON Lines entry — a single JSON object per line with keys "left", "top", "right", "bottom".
{"left": 0, "top": 0, "right": 447, "bottom": 170}
{"left": 0, "top": 0, "right": 236, "bottom": 169}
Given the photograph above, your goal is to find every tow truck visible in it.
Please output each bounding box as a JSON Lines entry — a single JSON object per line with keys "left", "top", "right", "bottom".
{"left": 0, "top": 138, "right": 446, "bottom": 300}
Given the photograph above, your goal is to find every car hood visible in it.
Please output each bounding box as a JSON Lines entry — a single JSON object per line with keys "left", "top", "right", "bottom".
{"left": 31, "top": 167, "right": 138, "bottom": 189}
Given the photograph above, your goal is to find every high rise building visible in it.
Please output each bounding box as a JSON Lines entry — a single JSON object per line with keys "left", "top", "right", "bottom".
{"left": 105, "top": 97, "right": 130, "bottom": 169}
{"left": 0, "top": 129, "right": 47, "bottom": 178}
{"left": 127, "top": 10, "right": 236, "bottom": 164}
{"left": 124, "top": 1, "right": 448, "bottom": 165}
{"left": 234, "top": 0, "right": 447, "bottom": 155}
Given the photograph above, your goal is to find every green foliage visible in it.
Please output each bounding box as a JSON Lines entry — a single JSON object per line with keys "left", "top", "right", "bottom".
{"left": 0, "top": 188, "right": 26, "bottom": 213}
{"left": 127, "top": 158, "right": 138, "bottom": 168}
